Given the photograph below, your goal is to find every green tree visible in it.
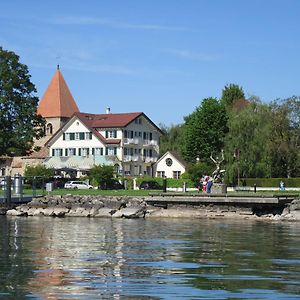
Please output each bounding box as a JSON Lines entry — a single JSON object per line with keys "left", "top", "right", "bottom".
{"left": 224, "top": 98, "right": 271, "bottom": 184}
{"left": 221, "top": 83, "right": 245, "bottom": 108}
{"left": 268, "top": 97, "right": 300, "bottom": 177}
{"left": 24, "top": 164, "right": 54, "bottom": 178}
{"left": 182, "top": 97, "right": 228, "bottom": 163}
{"left": 24, "top": 164, "right": 54, "bottom": 187}
{"left": 89, "top": 165, "right": 114, "bottom": 187}
{"left": 0, "top": 47, "right": 45, "bottom": 156}
{"left": 159, "top": 123, "right": 184, "bottom": 156}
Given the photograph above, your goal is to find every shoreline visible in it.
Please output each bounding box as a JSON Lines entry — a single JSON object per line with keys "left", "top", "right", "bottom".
{"left": 3, "top": 194, "right": 300, "bottom": 221}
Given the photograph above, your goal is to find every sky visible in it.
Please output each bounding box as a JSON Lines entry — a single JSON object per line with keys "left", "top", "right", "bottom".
{"left": 1, "top": 0, "right": 300, "bottom": 126}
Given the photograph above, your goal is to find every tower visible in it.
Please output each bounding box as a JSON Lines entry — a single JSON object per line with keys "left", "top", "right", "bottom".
{"left": 35, "top": 66, "right": 80, "bottom": 147}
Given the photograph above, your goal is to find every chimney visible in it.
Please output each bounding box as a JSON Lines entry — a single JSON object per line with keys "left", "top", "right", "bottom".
{"left": 106, "top": 107, "right": 111, "bottom": 114}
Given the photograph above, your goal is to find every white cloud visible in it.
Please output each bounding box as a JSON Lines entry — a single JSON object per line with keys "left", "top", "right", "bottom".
{"left": 50, "top": 15, "right": 190, "bottom": 31}
{"left": 162, "top": 48, "right": 219, "bottom": 62}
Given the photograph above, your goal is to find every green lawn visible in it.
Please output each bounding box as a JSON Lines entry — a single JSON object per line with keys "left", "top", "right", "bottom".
{"left": 2, "top": 187, "right": 299, "bottom": 198}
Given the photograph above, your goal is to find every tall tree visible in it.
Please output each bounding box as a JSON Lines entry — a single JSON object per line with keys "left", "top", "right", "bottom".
{"left": 159, "top": 123, "right": 184, "bottom": 156}
{"left": 221, "top": 83, "right": 245, "bottom": 108}
{"left": 224, "top": 98, "right": 271, "bottom": 184}
{"left": 268, "top": 97, "right": 300, "bottom": 177}
{"left": 0, "top": 47, "right": 45, "bottom": 156}
{"left": 182, "top": 97, "right": 228, "bottom": 163}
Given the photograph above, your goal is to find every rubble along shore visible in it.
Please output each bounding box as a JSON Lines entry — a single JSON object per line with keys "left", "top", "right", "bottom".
{"left": 3, "top": 195, "right": 300, "bottom": 221}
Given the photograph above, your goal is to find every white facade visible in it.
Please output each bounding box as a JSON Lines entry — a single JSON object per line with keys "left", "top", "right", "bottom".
{"left": 47, "top": 113, "right": 161, "bottom": 177}
{"left": 154, "top": 152, "right": 186, "bottom": 179}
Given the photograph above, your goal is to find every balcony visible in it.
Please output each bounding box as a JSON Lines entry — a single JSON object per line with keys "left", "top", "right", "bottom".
{"left": 123, "top": 155, "right": 139, "bottom": 162}
{"left": 124, "top": 138, "right": 139, "bottom": 145}
{"left": 144, "top": 157, "right": 157, "bottom": 163}
{"left": 143, "top": 140, "right": 158, "bottom": 147}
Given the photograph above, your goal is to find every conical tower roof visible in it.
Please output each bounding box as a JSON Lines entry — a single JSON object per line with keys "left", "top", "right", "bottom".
{"left": 37, "top": 67, "right": 79, "bottom": 118}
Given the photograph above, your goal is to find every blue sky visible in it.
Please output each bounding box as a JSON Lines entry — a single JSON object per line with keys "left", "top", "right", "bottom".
{"left": 1, "top": 0, "right": 300, "bottom": 126}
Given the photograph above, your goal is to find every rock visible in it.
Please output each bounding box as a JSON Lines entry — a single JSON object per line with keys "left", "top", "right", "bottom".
{"left": 42, "top": 208, "right": 55, "bottom": 216}
{"left": 6, "top": 209, "right": 26, "bottom": 216}
{"left": 112, "top": 207, "right": 146, "bottom": 218}
{"left": 65, "top": 207, "right": 90, "bottom": 217}
{"left": 53, "top": 207, "right": 69, "bottom": 217}
{"left": 95, "top": 208, "right": 115, "bottom": 218}
{"left": 33, "top": 208, "right": 44, "bottom": 216}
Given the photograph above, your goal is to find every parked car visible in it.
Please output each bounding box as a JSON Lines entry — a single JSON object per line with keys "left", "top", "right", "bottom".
{"left": 98, "top": 180, "right": 124, "bottom": 190}
{"left": 139, "top": 181, "right": 162, "bottom": 190}
{"left": 64, "top": 181, "right": 93, "bottom": 189}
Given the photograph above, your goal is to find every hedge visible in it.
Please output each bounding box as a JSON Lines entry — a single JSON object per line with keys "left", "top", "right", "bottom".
{"left": 134, "top": 176, "right": 196, "bottom": 188}
{"left": 241, "top": 178, "right": 300, "bottom": 187}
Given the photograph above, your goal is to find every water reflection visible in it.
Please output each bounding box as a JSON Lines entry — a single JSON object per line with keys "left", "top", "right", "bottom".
{"left": 0, "top": 216, "right": 300, "bottom": 299}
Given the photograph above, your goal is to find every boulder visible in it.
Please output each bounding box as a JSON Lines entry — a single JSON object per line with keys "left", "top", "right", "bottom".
{"left": 95, "top": 208, "right": 116, "bottom": 218}
{"left": 53, "top": 207, "right": 69, "bottom": 217}
{"left": 6, "top": 209, "right": 26, "bottom": 216}
{"left": 112, "top": 207, "right": 146, "bottom": 218}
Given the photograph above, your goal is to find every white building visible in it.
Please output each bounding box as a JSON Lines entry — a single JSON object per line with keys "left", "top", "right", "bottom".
{"left": 154, "top": 151, "right": 187, "bottom": 179}
{"left": 44, "top": 110, "right": 162, "bottom": 177}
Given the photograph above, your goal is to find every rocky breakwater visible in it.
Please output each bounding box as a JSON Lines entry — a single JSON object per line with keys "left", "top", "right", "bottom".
{"left": 5, "top": 195, "right": 300, "bottom": 221}
{"left": 6, "top": 195, "right": 148, "bottom": 219}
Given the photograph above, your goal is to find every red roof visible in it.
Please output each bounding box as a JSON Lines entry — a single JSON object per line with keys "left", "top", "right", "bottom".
{"left": 37, "top": 68, "right": 79, "bottom": 118}
{"left": 75, "top": 112, "right": 144, "bottom": 128}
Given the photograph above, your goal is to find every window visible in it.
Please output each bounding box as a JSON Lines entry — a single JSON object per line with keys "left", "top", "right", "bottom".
{"left": 173, "top": 171, "right": 181, "bottom": 179}
{"left": 85, "top": 132, "right": 92, "bottom": 140}
{"left": 52, "top": 148, "right": 63, "bottom": 157}
{"left": 81, "top": 148, "right": 89, "bottom": 156}
{"left": 157, "top": 171, "right": 165, "bottom": 178}
{"left": 66, "top": 148, "right": 76, "bottom": 156}
{"left": 94, "top": 148, "right": 103, "bottom": 156}
{"left": 106, "top": 147, "right": 117, "bottom": 156}
{"left": 106, "top": 130, "right": 117, "bottom": 138}
{"left": 46, "top": 123, "right": 53, "bottom": 135}
{"left": 75, "top": 132, "right": 80, "bottom": 140}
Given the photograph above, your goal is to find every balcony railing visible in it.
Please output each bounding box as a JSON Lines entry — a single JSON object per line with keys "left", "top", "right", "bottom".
{"left": 143, "top": 140, "right": 158, "bottom": 146}
{"left": 124, "top": 138, "right": 139, "bottom": 145}
{"left": 123, "top": 155, "right": 139, "bottom": 162}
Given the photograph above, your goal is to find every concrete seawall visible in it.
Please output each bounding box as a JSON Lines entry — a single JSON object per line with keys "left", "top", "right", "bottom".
{"left": 3, "top": 194, "right": 300, "bottom": 221}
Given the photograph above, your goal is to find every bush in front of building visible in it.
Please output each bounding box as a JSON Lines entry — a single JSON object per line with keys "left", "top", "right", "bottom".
{"left": 24, "top": 164, "right": 54, "bottom": 188}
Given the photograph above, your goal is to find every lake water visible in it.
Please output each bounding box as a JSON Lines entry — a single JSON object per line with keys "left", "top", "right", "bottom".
{"left": 1, "top": 216, "right": 300, "bottom": 299}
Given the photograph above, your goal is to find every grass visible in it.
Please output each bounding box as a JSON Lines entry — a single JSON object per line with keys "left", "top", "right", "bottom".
{"left": 1, "top": 187, "right": 299, "bottom": 198}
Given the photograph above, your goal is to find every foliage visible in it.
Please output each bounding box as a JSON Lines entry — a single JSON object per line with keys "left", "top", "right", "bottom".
{"left": 182, "top": 97, "right": 228, "bottom": 163}
{"left": 159, "top": 123, "right": 185, "bottom": 157}
{"left": 221, "top": 83, "right": 245, "bottom": 108}
{"left": 267, "top": 97, "right": 300, "bottom": 177}
{"left": 89, "top": 165, "right": 114, "bottom": 186}
{"left": 0, "top": 47, "right": 45, "bottom": 156}
{"left": 242, "top": 177, "right": 300, "bottom": 188}
{"left": 135, "top": 176, "right": 195, "bottom": 188}
{"left": 186, "top": 162, "right": 214, "bottom": 184}
{"left": 223, "top": 99, "right": 272, "bottom": 185}
{"left": 24, "top": 164, "right": 54, "bottom": 187}
{"left": 24, "top": 164, "right": 54, "bottom": 178}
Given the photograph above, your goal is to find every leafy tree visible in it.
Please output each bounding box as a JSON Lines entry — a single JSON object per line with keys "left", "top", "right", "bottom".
{"left": 89, "top": 165, "right": 114, "bottom": 187}
{"left": 182, "top": 97, "right": 228, "bottom": 163}
{"left": 221, "top": 83, "right": 245, "bottom": 108}
{"left": 24, "top": 164, "right": 54, "bottom": 178}
{"left": 0, "top": 47, "right": 45, "bottom": 156}
{"left": 186, "top": 161, "right": 214, "bottom": 185}
{"left": 24, "top": 164, "right": 54, "bottom": 187}
{"left": 267, "top": 97, "right": 300, "bottom": 177}
{"left": 224, "top": 98, "right": 271, "bottom": 184}
{"left": 159, "top": 123, "right": 184, "bottom": 156}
